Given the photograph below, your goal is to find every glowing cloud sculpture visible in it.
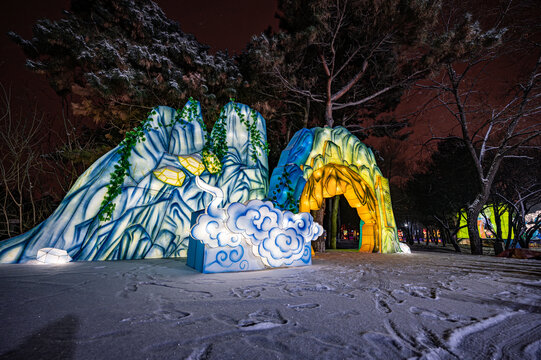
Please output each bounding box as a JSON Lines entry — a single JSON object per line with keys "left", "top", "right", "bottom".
{"left": 187, "top": 177, "right": 323, "bottom": 272}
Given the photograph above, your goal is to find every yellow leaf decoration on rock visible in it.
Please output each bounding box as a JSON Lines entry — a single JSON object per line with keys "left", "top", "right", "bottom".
{"left": 153, "top": 167, "right": 186, "bottom": 186}
{"left": 178, "top": 154, "right": 205, "bottom": 176}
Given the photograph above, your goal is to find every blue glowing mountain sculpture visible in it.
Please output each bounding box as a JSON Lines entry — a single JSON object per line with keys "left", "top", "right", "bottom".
{"left": 0, "top": 100, "right": 268, "bottom": 263}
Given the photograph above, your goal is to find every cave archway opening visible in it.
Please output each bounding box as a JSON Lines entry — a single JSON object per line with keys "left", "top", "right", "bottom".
{"left": 300, "top": 164, "right": 380, "bottom": 252}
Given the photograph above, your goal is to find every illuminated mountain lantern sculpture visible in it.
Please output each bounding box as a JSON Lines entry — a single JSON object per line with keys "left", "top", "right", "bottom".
{"left": 0, "top": 100, "right": 404, "bottom": 271}
{"left": 269, "top": 127, "right": 403, "bottom": 254}
{"left": 0, "top": 100, "right": 269, "bottom": 265}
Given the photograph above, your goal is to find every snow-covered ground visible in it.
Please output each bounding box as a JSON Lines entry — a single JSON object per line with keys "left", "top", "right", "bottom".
{"left": 0, "top": 250, "right": 540, "bottom": 359}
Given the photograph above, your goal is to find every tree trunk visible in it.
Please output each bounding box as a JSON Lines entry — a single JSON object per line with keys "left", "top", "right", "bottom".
{"left": 405, "top": 226, "right": 414, "bottom": 245}
{"left": 434, "top": 214, "right": 461, "bottom": 252}
{"left": 2, "top": 195, "right": 10, "bottom": 238}
{"left": 18, "top": 183, "right": 23, "bottom": 235}
{"left": 325, "top": 100, "right": 334, "bottom": 127}
{"left": 432, "top": 228, "right": 438, "bottom": 245}
{"left": 330, "top": 196, "right": 339, "bottom": 249}
{"left": 303, "top": 98, "right": 310, "bottom": 128}
{"left": 311, "top": 200, "right": 327, "bottom": 253}
{"left": 493, "top": 240, "right": 504, "bottom": 255}
{"left": 522, "top": 216, "right": 540, "bottom": 249}
{"left": 441, "top": 227, "right": 448, "bottom": 246}
{"left": 491, "top": 203, "right": 504, "bottom": 255}
{"left": 29, "top": 178, "right": 37, "bottom": 228}
{"left": 467, "top": 206, "right": 483, "bottom": 255}
{"left": 505, "top": 209, "right": 514, "bottom": 249}
{"left": 440, "top": 228, "right": 446, "bottom": 247}
{"left": 325, "top": 198, "right": 332, "bottom": 248}
{"left": 449, "top": 231, "right": 461, "bottom": 253}
{"left": 493, "top": 204, "right": 502, "bottom": 240}
{"left": 517, "top": 217, "right": 529, "bottom": 249}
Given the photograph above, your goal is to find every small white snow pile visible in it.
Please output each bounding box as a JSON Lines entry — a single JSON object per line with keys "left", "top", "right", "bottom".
{"left": 399, "top": 242, "right": 411, "bottom": 254}
{"left": 36, "top": 248, "right": 72, "bottom": 264}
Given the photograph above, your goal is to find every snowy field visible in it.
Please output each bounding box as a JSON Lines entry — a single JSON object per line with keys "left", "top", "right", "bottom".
{"left": 0, "top": 250, "right": 540, "bottom": 359}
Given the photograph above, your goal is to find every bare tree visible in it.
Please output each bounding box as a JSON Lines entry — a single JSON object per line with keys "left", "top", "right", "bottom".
{"left": 420, "top": 18, "right": 541, "bottom": 255}
{"left": 492, "top": 152, "right": 541, "bottom": 250}
{"left": 0, "top": 85, "right": 46, "bottom": 237}
{"left": 406, "top": 138, "right": 478, "bottom": 252}
{"left": 9, "top": 0, "right": 241, "bottom": 165}
{"left": 243, "top": 0, "right": 479, "bottom": 130}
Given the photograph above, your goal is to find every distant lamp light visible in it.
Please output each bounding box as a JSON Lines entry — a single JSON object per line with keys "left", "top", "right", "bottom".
{"left": 404, "top": 223, "right": 408, "bottom": 227}
{"left": 37, "top": 248, "right": 72, "bottom": 264}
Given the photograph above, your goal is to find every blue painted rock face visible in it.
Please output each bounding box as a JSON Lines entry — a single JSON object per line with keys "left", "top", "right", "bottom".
{"left": 0, "top": 100, "right": 268, "bottom": 263}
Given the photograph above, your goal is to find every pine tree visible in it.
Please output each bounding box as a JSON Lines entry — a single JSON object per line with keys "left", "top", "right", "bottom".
{"left": 9, "top": 0, "right": 241, "bottom": 143}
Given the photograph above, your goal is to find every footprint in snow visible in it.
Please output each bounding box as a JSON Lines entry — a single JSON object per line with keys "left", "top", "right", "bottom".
{"left": 231, "top": 286, "right": 263, "bottom": 299}
{"left": 116, "top": 283, "right": 138, "bottom": 298}
{"left": 237, "top": 309, "right": 287, "bottom": 331}
{"left": 121, "top": 294, "right": 191, "bottom": 324}
{"left": 403, "top": 284, "right": 439, "bottom": 299}
{"left": 375, "top": 294, "right": 392, "bottom": 314}
{"left": 287, "top": 303, "right": 320, "bottom": 311}
{"left": 409, "top": 306, "right": 475, "bottom": 324}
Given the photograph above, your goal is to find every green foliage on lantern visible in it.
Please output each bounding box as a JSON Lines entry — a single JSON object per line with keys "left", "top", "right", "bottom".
{"left": 270, "top": 167, "right": 298, "bottom": 213}
{"left": 99, "top": 109, "right": 156, "bottom": 221}
{"left": 231, "top": 99, "right": 269, "bottom": 163}
{"left": 98, "top": 98, "right": 269, "bottom": 221}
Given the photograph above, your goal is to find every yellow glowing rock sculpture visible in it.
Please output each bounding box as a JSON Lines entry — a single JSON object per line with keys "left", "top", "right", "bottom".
{"left": 299, "top": 164, "right": 379, "bottom": 253}
{"left": 270, "top": 126, "right": 401, "bottom": 254}
{"left": 153, "top": 167, "right": 186, "bottom": 186}
{"left": 178, "top": 154, "right": 206, "bottom": 176}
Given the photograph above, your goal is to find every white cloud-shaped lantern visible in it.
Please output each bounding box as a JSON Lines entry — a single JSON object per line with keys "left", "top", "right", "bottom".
{"left": 191, "top": 176, "right": 323, "bottom": 270}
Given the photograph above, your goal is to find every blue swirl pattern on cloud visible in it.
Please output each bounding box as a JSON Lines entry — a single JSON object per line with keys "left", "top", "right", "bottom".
{"left": 227, "top": 200, "right": 282, "bottom": 244}
{"left": 191, "top": 216, "right": 241, "bottom": 248}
